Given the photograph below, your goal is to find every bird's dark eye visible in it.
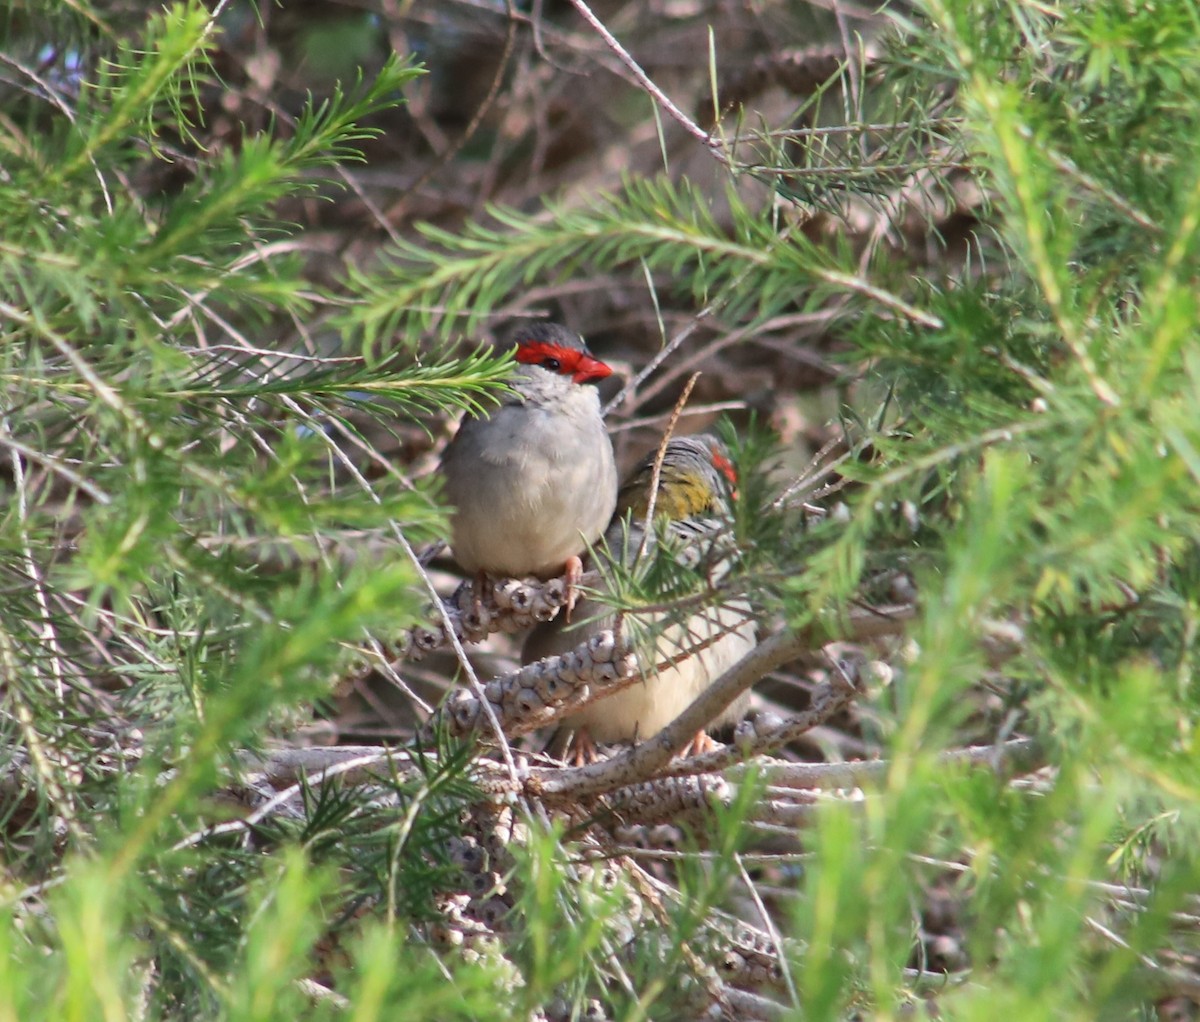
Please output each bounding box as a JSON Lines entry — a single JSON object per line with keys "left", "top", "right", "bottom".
{"left": 543, "top": 357, "right": 562, "bottom": 371}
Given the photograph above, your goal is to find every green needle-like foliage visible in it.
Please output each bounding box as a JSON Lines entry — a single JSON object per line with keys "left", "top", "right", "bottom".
{"left": 4, "top": 0, "right": 1200, "bottom": 1018}
{"left": 345, "top": 176, "right": 936, "bottom": 349}
{"left": 0, "top": 3, "right": 522, "bottom": 1015}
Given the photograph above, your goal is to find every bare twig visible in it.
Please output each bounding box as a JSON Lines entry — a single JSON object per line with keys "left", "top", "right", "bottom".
{"left": 528, "top": 626, "right": 830, "bottom": 799}
{"left": 566, "top": 0, "right": 730, "bottom": 165}
{"left": 431, "top": 601, "right": 911, "bottom": 750}
{"left": 396, "top": 0, "right": 521, "bottom": 208}
{"left": 740, "top": 737, "right": 1044, "bottom": 790}
{"left": 635, "top": 372, "right": 701, "bottom": 564}
{"left": 396, "top": 530, "right": 524, "bottom": 787}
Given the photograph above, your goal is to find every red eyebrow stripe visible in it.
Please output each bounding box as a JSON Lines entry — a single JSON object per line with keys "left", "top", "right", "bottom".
{"left": 711, "top": 449, "right": 737, "bottom": 486}
{"left": 514, "top": 341, "right": 580, "bottom": 368}
{"left": 514, "top": 341, "right": 612, "bottom": 383}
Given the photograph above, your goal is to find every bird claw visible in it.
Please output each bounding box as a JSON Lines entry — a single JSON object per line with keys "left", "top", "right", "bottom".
{"left": 563, "top": 555, "right": 583, "bottom": 623}
{"left": 569, "top": 727, "right": 601, "bottom": 766}
{"left": 544, "top": 725, "right": 602, "bottom": 765}
{"left": 471, "top": 570, "right": 489, "bottom": 618}
{"left": 681, "top": 730, "right": 718, "bottom": 757}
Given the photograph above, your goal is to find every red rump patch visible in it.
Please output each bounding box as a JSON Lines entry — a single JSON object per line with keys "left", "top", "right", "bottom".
{"left": 514, "top": 340, "right": 612, "bottom": 384}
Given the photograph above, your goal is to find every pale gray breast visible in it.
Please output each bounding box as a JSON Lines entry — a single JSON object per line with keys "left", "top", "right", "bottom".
{"left": 442, "top": 382, "right": 616, "bottom": 577}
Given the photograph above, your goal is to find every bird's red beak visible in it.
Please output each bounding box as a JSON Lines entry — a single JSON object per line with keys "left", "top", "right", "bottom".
{"left": 573, "top": 354, "right": 612, "bottom": 384}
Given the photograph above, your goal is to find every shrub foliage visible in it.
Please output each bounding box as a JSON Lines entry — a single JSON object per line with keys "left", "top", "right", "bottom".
{"left": 2, "top": 0, "right": 1199, "bottom": 1018}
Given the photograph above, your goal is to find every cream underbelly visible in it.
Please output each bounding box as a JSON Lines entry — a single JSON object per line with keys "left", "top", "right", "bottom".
{"left": 564, "top": 605, "right": 755, "bottom": 741}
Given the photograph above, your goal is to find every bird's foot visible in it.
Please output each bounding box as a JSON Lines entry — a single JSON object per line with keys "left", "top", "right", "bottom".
{"left": 680, "top": 730, "right": 719, "bottom": 758}
{"left": 544, "top": 726, "right": 602, "bottom": 765}
{"left": 563, "top": 555, "right": 584, "bottom": 622}
{"left": 554, "top": 724, "right": 604, "bottom": 767}
{"left": 569, "top": 727, "right": 601, "bottom": 766}
{"left": 472, "top": 570, "right": 490, "bottom": 617}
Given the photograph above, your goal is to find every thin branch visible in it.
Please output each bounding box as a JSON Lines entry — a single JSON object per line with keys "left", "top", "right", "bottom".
{"left": 397, "top": 529, "right": 524, "bottom": 787}
{"left": 735, "top": 852, "right": 800, "bottom": 1009}
{"left": 528, "top": 626, "right": 833, "bottom": 799}
{"left": 635, "top": 373, "right": 701, "bottom": 565}
{"left": 739, "top": 737, "right": 1045, "bottom": 790}
{"left": 399, "top": 0, "right": 521, "bottom": 206}
{"left": 566, "top": 0, "right": 730, "bottom": 165}
{"left": 645, "top": 672, "right": 860, "bottom": 783}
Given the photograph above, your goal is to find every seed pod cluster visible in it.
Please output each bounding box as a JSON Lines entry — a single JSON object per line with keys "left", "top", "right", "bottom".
{"left": 351, "top": 575, "right": 575, "bottom": 680}
{"left": 605, "top": 773, "right": 732, "bottom": 826}
{"left": 428, "top": 803, "right": 526, "bottom": 956}
{"left": 428, "top": 630, "right": 639, "bottom": 740}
